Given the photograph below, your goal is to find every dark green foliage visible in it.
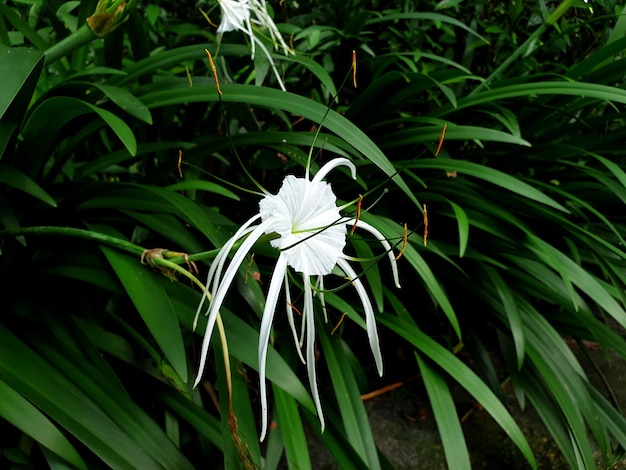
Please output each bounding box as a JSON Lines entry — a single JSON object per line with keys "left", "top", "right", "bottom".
{"left": 2, "top": 0, "right": 626, "bottom": 468}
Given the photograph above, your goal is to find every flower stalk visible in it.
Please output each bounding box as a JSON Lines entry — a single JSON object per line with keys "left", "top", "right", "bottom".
{"left": 44, "top": 0, "right": 138, "bottom": 64}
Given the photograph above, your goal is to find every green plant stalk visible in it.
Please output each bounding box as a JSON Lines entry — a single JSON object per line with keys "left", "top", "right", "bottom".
{"left": 154, "top": 258, "right": 234, "bottom": 405}
{"left": 0, "top": 227, "right": 278, "bottom": 268}
{"left": 43, "top": 0, "right": 139, "bottom": 64}
{"left": 1, "top": 226, "right": 235, "bottom": 409}
{"left": 44, "top": 24, "right": 98, "bottom": 65}
{"left": 545, "top": 0, "right": 578, "bottom": 25}
{"left": 0, "top": 226, "right": 144, "bottom": 256}
{"left": 470, "top": 0, "right": 576, "bottom": 96}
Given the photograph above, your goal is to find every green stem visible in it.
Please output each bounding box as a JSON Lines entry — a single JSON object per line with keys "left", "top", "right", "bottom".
{"left": 1, "top": 225, "right": 235, "bottom": 400}
{"left": 44, "top": 24, "right": 98, "bottom": 65}
{"left": 166, "top": 232, "right": 279, "bottom": 265}
{"left": 1, "top": 226, "right": 278, "bottom": 266}
{"left": 154, "top": 258, "right": 233, "bottom": 402}
{"left": 0, "top": 226, "right": 144, "bottom": 256}
{"left": 545, "top": 0, "right": 577, "bottom": 25}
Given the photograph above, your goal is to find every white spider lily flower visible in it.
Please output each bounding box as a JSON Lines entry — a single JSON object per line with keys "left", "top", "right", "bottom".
{"left": 216, "top": 0, "right": 251, "bottom": 34}
{"left": 247, "top": 0, "right": 292, "bottom": 57}
{"left": 193, "top": 157, "right": 400, "bottom": 441}
{"left": 216, "top": 0, "right": 293, "bottom": 91}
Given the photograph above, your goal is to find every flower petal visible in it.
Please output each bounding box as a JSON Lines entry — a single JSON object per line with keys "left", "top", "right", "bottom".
{"left": 258, "top": 254, "right": 289, "bottom": 441}
{"left": 303, "top": 273, "right": 325, "bottom": 432}
{"left": 260, "top": 175, "right": 346, "bottom": 275}
{"left": 207, "top": 215, "right": 262, "bottom": 296}
{"left": 311, "top": 157, "right": 357, "bottom": 184}
{"left": 217, "top": 0, "right": 251, "bottom": 33}
{"left": 251, "top": 35, "right": 287, "bottom": 91}
{"left": 248, "top": 0, "right": 293, "bottom": 55}
{"left": 193, "top": 219, "right": 274, "bottom": 388}
{"left": 315, "top": 276, "right": 328, "bottom": 322}
{"left": 284, "top": 273, "right": 305, "bottom": 364}
{"left": 347, "top": 219, "right": 401, "bottom": 289}
{"left": 194, "top": 214, "right": 262, "bottom": 331}
{"left": 337, "top": 258, "right": 383, "bottom": 376}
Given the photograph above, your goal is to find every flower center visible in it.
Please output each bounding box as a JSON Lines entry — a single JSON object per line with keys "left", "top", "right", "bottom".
{"left": 258, "top": 175, "right": 346, "bottom": 275}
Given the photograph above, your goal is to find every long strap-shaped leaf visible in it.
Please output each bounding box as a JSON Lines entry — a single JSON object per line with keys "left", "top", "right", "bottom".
{"left": 139, "top": 81, "right": 418, "bottom": 207}
{"left": 0, "top": 324, "right": 192, "bottom": 469}
{"left": 378, "top": 313, "right": 538, "bottom": 469}
{"left": 0, "top": 380, "right": 86, "bottom": 469}
{"left": 415, "top": 351, "right": 471, "bottom": 470}
{"left": 319, "top": 328, "right": 382, "bottom": 469}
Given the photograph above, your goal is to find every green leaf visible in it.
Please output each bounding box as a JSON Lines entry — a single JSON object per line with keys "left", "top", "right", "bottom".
{"left": 379, "top": 314, "right": 537, "bottom": 469}
{"left": 0, "top": 121, "right": 17, "bottom": 160}
{"left": 158, "top": 391, "right": 223, "bottom": 450}
{"left": 0, "top": 164, "right": 56, "bottom": 206}
{"left": 167, "top": 180, "right": 240, "bottom": 201}
{"left": 522, "top": 310, "right": 598, "bottom": 468}
{"left": 0, "top": 195, "right": 25, "bottom": 244}
{"left": 165, "top": 279, "right": 316, "bottom": 413}
{"left": 102, "top": 247, "right": 188, "bottom": 383}
{"left": 366, "top": 214, "right": 461, "bottom": 339}
{"left": 0, "top": 379, "right": 86, "bottom": 469}
{"left": 482, "top": 265, "right": 525, "bottom": 369}
{"left": 449, "top": 200, "right": 469, "bottom": 257}
{"left": 526, "top": 235, "right": 626, "bottom": 329}
{"left": 0, "top": 43, "right": 44, "bottom": 122}
{"left": 366, "top": 12, "right": 489, "bottom": 44}
{"left": 0, "top": 4, "right": 48, "bottom": 50}
{"left": 215, "top": 355, "right": 261, "bottom": 470}
{"left": 302, "top": 407, "right": 371, "bottom": 469}
{"left": 91, "top": 84, "right": 153, "bottom": 124}
{"left": 378, "top": 124, "right": 531, "bottom": 149}
{"left": 139, "top": 82, "right": 418, "bottom": 206}
{"left": 438, "top": 81, "right": 626, "bottom": 116}
{"left": 319, "top": 329, "right": 381, "bottom": 469}
{"left": 407, "top": 159, "right": 569, "bottom": 212}
{"left": 0, "top": 324, "right": 186, "bottom": 469}
{"left": 350, "top": 233, "right": 384, "bottom": 312}
{"left": 280, "top": 53, "right": 338, "bottom": 98}
{"left": 272, "top": 384, "right": 311, "bottom": 470}
{"left": 19, "top": 96, "right": 137, "bottom": 177}
{"left": 81, "top": 101, "right": 138, "bottom": 155}
{"left": 415, "top": 352, "right": 470, "bottom": 470}
{"left": 587, "top": 385, "right": 626, "bottom": 452}
{"left": 31, "top": 319, "right": 194, "bottom": 470}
